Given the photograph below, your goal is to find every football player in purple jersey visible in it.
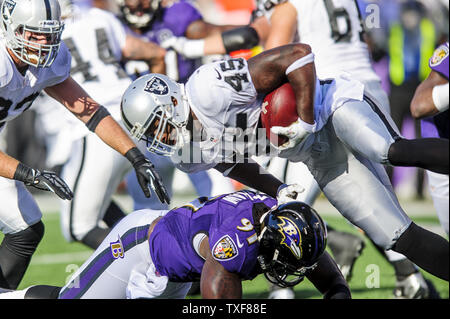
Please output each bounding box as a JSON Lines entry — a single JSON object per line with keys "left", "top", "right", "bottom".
{"left": 411, "top": 42, "right": 449, "bottom": 236}
{"left": 0, "top": 191, "right": 350, "bottom": 299}
{"left": 116, "top": 0, "right": 260, "bottom": 83}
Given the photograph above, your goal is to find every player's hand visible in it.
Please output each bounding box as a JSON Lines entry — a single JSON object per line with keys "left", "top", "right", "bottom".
{"left": 125, "top": 147, "right": 170, "bottom": 204}
{"left": 271, "top": 119, "right": 316, "bottom": 150}
{"left": 13, "top": 163, "right": 73, "bottom": 200}
{"left": 276, "top": 183, "right": 305, "bottom": 204}
{"left": 160, "top": 36, "right": 204, "bottom": 59}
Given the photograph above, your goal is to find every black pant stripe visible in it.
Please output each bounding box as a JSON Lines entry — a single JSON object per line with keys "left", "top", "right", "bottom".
{"left": 363, "top": 95, "right": 401, "bottom": 141}
{"left": 69, "top": 137, "right": 87, "bottom": 241}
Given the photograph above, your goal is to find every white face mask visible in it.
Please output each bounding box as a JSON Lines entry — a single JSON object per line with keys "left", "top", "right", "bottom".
{"left": 1, "top": 0, "right": 64, "bottom": 68}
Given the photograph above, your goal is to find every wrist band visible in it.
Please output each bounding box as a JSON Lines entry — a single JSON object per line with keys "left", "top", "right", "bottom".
{"left": 285, "top": 53, "right": 315, "bottom": 76}
{"left": 125, "top": 147, "right": 148, "bottom": 167}
{"left": 13, "top": 162, "right": 35, "bottom": 183}
{"left": 222, "top": 26, "right": 259, "bottom": 54}
{"left": 183, "top": 39, "right": 205, "bottom": 59}
{"left": 432, "top": 82, "right": 449, "bottom": 112}
{"left": 86, "top": 105, "right": 111, "bottom": 132}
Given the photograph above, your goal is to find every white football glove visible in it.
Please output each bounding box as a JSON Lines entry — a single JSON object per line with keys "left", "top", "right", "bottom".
{"left": 276, "top": 183, "right": 306, "bottom": 205}
{"left": 271, "top": 118, "right": 316, "bottom": 151}
{"left": 160, "top": 36, "right": 205, "bottom": 59}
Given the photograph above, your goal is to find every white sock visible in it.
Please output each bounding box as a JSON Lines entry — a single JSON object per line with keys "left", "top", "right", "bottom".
{"left": 0, "top": 286, "right": 31, "bottom": 299}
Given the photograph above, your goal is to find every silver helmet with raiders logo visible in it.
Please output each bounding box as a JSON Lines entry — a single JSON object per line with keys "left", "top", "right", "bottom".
{"left": 120, "top": 73, "right": 191, "bottom": 156}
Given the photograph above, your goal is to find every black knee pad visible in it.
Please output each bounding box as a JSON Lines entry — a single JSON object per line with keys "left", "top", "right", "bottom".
{"left": 2, "top": 221, "right": 45, "bottom": 258}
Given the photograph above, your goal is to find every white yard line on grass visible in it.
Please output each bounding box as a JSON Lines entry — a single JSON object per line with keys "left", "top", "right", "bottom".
{"left": 30, "top": 251, "right": 92, "bottom": 265}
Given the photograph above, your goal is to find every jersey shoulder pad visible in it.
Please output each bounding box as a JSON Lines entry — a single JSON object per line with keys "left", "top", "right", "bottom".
{"left": 46, "top": 42, "right": 71, "bottom": 85}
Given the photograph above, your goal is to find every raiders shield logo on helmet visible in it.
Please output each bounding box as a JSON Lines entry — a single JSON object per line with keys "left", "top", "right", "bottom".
{"left": 2, "top": 0, "right": 17, "bottom": 15}
{"left": 144, "top": 76, "right": 169, "bottom": 95}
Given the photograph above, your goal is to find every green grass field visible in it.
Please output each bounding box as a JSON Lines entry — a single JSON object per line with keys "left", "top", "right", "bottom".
{"left": 2, "top": 202, "right": 448, "bottom": 299}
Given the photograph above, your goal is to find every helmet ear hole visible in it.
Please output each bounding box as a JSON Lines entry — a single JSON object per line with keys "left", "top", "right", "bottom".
{"left": 171, "top": 96, "right": 178, "bottom": 106}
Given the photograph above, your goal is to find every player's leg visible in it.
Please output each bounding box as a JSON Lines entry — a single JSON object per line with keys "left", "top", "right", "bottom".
{"left": 332, "top": 98, "right": 449, "bottom": 174}
{"left": 425, "top": 171, "right": 449, "bottom": 236}
{"left": 59, "top": 209, "right": 167, "bottom": 299}
{"left": 59, "top": 133, "right": 132, "bottom": 249}
{"left": 278, "top": 159, "right": 365, "bottom": 282}
{"left": 263, "top": 158, "right": 364, "bottom": 299}
{"left": 308, "top": 126, "right": 448, "bottom": 281}
{"left": 0, "top": 179, "right": 44, "bottom": 289}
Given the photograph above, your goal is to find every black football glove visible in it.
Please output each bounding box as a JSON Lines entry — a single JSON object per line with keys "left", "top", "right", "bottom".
{"left": 125, "top": 147, "right": 171, "bottom": 204}
{"left": 13, "top": 163, "right": 74, "bottom": 200}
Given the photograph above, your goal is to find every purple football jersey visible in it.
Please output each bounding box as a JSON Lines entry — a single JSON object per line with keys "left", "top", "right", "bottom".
{"left": 421, "top": 42, "right": 449, "bottom": 139}
{"left": 149, "top": 191, "right": 277, "bottom": 282}
{"left": 131, "top": 0, "right": 203, "bottom": 83}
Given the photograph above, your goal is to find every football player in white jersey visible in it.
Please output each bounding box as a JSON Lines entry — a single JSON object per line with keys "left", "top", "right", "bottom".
{"left": 0, "top": 0, "right": 169, "bottom": 289}
{"left": 31, "top": 0, "right": 171, "bottom": 249}
{"left": 249, "top": 0, "right": 447, "bottom": 298}
{"left": 120, "top": 44, "right": 449, "bottom": 284}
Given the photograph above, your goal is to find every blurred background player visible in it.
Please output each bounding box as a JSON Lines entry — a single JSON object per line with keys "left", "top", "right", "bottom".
{"left": 410, "top": 41, "right": 449, "bottom": 236}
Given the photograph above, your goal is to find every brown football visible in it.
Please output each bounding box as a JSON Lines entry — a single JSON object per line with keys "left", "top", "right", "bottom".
{"left": 260, "top": 83, "right": 298, "bottom": 146}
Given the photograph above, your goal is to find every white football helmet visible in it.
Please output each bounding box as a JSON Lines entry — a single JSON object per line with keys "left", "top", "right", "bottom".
{"left": 121, "top": 74, "right": 191, "bottom": 156}
{"left": 116, "top": 0, "right": 161, "bottom": 30}
{"left": 0, "top": 0, "right": 64, "bottom": 67}
{"left": 257, "top": 0, "right": 287, "bottom": 12}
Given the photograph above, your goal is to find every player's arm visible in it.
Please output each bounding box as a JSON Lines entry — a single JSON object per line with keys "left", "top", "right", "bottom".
{"left": 199, "top": 237, "right": 242, "bottom": 298}
{"left": 214, "top": 160, "right": 283, "bottom": 198}
{"left": 0, "top": 150, "right": 20, "bottom": 179}
{"left": 121, "top": 35, "right": 167, "bottom": 74}
{"left": 263, "top": 1, "right": 298, "bottom": 49}
{"left": 44, "top": 76, "right": 170, "bottom": 203}
{"left": 306, "top": 251, "right": 351, "bottom": 299}
{"left": 410, "top": 70, "right": 449, "bottom": 119}
{"left": 0, "top": 147, "right": 73, "bottom": 200}
{"left": 45, "top": 76, "right": 136, "bottom": 155}
{"left": 248, "top": 43, "right": 316, "bottom": 125}
{"left": 161, "top": 19, "right": 260, "bottom": 58}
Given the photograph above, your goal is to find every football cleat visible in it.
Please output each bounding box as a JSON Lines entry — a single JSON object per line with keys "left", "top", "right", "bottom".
{"left": 268, "top": 286, "right": 295, "bottom": 299}
{"left": 393, "top": 273, "right": 440, "bottom": 299}
{"left": 327, "top": 230, "right": 365, "bottom": 281}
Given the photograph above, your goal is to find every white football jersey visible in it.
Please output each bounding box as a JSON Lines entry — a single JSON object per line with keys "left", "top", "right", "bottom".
{"left": 173, "top": 57, "right": 364, "bottom": 173}
{"left": 267, "top": 0, "right": 380, "bottom": 83}
{"left": 0, "top": 40, "right": 71, "bottom": 133}
{"left": 33, "top": 7, "right": 132, "bottom": 141}
{"left": 61, "top": 7, "right": 130, "bottom": 115}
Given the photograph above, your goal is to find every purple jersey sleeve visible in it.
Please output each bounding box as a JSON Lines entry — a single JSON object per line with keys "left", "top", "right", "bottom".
{"left": 429, "top": 42, "right": 449, "bottom": 80}
{"left": 208, "top": 192, "right": 277, "bottom": 280}
{"left": 163, "top": 1, "right": 203, "bottom": 36}
{"left": 421, "top": 42, "right": 449, "bottom": 139}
